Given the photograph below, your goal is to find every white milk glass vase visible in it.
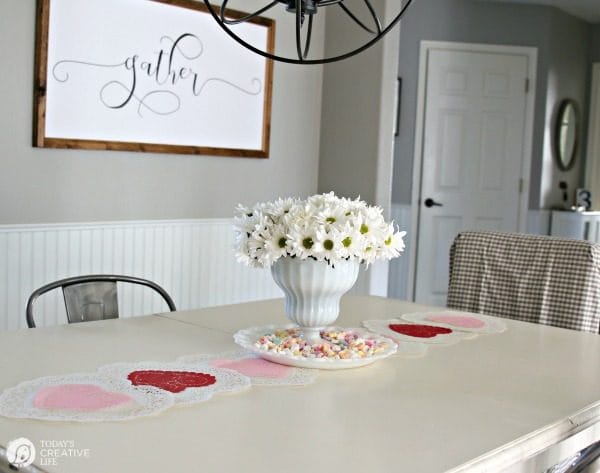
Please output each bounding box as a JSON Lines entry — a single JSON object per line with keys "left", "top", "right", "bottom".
{"left": 270, "top": 257, "right": 360, "bottom": 344}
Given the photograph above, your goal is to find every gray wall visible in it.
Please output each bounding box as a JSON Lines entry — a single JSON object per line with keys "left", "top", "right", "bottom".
{"left": 0, "top": 1, "right": 325, "bottom": 224}
{"left": 318, "top": 13, "right": 386, "bottom": 205}
{"left": 392, "top": 0, "right": 592, "bottom": 209}
{"left": 318, "top": 56, "right": 381, "bottom": 204}
{"left": 318, "top": 0, "right": 401, "bottom": 295}
{"left": 539, "top": 11, "right": 592, "bottom": 208}
{"left": 593, "top": 25, "right": 600, "bottom": 62}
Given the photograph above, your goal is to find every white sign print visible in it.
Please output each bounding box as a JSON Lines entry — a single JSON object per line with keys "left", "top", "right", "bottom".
{"left": 40, "top": 0, "right": 273, "bottom": 156}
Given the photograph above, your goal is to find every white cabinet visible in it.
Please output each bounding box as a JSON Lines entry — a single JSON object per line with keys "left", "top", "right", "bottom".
{"left": 550, "top": 210, "right": 600, "bottom": 242}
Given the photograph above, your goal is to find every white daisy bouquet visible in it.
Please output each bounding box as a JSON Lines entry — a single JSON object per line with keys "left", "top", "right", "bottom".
{"left": 233, "top": 192, "right": 406, "bottom": 268}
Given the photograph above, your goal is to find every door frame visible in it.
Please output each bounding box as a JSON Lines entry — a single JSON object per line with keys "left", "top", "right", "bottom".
{"left": 406, "top": 40, "right": 538, "bottom": 300}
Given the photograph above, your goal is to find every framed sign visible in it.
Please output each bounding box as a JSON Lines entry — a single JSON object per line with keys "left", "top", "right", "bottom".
{"left": 34, "top": 0, "right": 274, "bottom": 157}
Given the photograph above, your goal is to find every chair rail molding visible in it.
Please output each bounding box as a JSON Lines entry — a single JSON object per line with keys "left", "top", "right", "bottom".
{"left": 0, "top": 219, "right": 283, "bottom": 330}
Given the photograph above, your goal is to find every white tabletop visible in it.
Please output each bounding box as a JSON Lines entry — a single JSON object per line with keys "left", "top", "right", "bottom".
{"left": 1, "top": 296, "right": 599, "bottom": 473}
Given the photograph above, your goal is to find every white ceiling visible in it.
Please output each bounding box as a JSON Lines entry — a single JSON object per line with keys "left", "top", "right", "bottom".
{"left": 478, "top": 0, "right": 600, "bottom": 23}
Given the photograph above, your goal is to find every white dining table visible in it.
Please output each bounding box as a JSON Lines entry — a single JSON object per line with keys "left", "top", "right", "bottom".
{"left": 0, "top": 296, "right": 599, "bottom": 473}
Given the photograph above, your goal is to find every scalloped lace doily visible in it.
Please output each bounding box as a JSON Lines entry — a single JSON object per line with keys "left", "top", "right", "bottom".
{"left": 98, "top": 361, "right": 251, "bottom": 405}
{"left": 362, "top": 318, "right": 473, "bottom": 345}
{"left": 178, "top": 350, "right": 318, "bottom": 386}
{"left": 0, "top": 373, "right": 173, "bottom": 422}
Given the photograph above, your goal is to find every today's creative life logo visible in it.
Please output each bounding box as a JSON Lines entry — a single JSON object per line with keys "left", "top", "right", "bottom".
{"left": 6, "top": 437, "right": 36, "bottom": 468}
{"left": 6, "top": 438, "right": 92, "bottom": 468}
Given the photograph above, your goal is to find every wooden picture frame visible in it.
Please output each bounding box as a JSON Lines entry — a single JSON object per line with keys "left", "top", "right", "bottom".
{"left": 34, "top": 0, "right": 274, "bottom": 158}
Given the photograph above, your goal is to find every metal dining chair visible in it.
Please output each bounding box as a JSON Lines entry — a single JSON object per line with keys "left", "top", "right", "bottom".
{"left": 26, "top": 274, "right": 176, "bottom": 328}
{"left": 447, "top": 230, "right": 600, "bottom": 334}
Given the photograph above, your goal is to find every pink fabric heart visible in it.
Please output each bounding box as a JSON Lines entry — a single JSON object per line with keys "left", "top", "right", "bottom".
{"left": 426, "top": 314, "right": 486, "bottom": 329}
{"left": 211, "top": 358, "right": 291, "bottom": 378}
{"left": 34, "top": 384, "right": 133, "bottom": 410}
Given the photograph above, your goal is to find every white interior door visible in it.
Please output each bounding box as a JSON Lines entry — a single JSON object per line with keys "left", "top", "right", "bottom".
{"left": 414, "top": 44, "right": 533, "bottom": 306}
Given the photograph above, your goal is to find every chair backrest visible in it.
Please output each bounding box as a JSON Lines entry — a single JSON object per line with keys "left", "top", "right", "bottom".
{"left": 26, "top": 275, "right": 176, "bottom": 328}
{"left": 447, "top": 231, "right": 600, "bottom": 333}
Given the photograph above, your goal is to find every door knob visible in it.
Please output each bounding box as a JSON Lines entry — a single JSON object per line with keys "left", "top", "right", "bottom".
{"left": 424, "top": 198, "right": 443, "bottom": 208}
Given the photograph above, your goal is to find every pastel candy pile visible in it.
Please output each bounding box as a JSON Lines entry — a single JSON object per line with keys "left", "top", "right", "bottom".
{"left": 255, "top": 328, "right": 389, "bottom": 359}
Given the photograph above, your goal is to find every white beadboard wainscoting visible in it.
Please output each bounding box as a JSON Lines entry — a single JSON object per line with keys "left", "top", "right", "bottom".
{"left": 0, "top": 219, "right": 283, "bottom": 331}
{"left": 1, "top": 210, "right": 552, "bottom": 331}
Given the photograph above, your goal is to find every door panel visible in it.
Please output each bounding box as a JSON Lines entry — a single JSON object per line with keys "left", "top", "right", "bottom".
{"left": 483, "top": 71, "right": 511, "bottom": 97}
{"left": 479, "top": 113, "right": 508, "bottom": 191}
{"left": 438, "top": 110, "right": 466, "bottom": 189}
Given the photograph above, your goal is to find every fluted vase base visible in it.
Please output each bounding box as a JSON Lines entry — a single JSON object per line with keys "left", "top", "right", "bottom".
{"left": 270, "top": 257, "right": 360, "bottom": 343}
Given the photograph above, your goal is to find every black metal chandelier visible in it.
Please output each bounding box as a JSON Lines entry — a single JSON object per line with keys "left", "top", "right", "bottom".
{"left": 202, "top": 0, "right": 414, "bottom": 65}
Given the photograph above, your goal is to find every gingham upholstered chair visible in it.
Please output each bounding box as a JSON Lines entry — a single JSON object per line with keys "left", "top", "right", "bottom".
{"left": 447, "top": 231, "right": 600, "bottom": 473}
{"left": 446, "top": 231, "right": 600, "bottom": 334}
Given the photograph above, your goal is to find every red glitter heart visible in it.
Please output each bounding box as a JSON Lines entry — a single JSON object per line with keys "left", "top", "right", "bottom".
{"left": 389, "top": 324, "right": 452, "bottom": 338}
{"left": 127, "top": 370, "right": 216, "bottom": 393}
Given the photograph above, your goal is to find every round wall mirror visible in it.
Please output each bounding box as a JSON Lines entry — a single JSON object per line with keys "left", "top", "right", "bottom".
{"left": 554, "top": 99, "right": 579, "bottom": 171}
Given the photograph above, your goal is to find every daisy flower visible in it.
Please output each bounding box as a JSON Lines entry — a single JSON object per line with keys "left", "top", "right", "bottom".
{"left": 233, "top": 192, "right": 406, "bottom": 268}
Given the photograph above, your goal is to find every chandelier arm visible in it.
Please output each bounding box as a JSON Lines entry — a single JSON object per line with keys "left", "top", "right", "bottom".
{"left": 303, "top": 14, "right": 314, "bottom": 59}
{"left": 361, "top": 0, "right": 383, "bottom": 34}
{"left": 219, "top": 0, "right": 280, "bottom": 25}
{"left": 295, "top": 6, "right": 303, "bottom": 60}
{"left": 337, "top": 3, "right": 381, "bottom": 35}
{"left": 202, "top": 0, "right": 414, "bottom": 65}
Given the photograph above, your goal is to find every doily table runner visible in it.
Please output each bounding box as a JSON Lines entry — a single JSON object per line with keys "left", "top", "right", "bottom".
{"left": 0, "top": 353, "right": 316, "bottom": 423}
{"left": 0, "top": 314, "right": 506, "bottom": 423}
